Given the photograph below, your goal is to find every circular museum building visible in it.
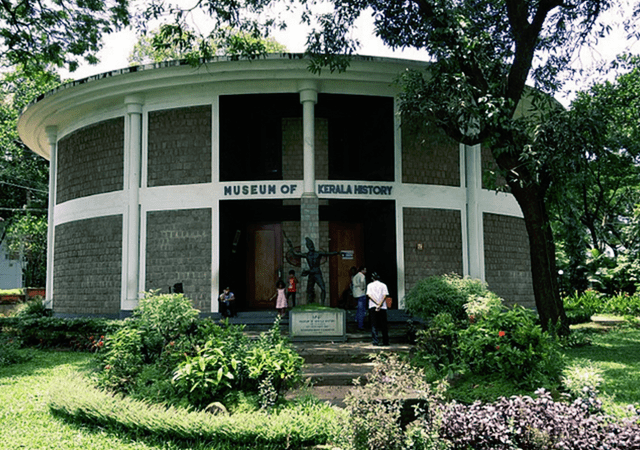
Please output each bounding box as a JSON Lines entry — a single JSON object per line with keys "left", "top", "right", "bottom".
{"left": 18, "top": 54, "right": 534, "bottom": 317}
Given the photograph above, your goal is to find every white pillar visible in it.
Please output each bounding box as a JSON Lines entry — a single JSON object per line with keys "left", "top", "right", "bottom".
{"left": 300, "top": 86, "right": 318, "bottom": 194}
{"left": 465, "top": 144, "right": 485, "bottom": 281}
{"left": 299, "top": 83, "right": 320, "bottom": 304}
{"left": 123, "top": 95, "right": 144, "bottom": 310}
{"left": 44, "top": 126, "right": 57, "bottom": 307}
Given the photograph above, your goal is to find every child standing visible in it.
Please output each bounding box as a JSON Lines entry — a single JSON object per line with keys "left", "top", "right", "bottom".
{"left": 271, "top": 280, "right": 288, "bottom": 317}
{"left": 287, "top": 270, "right": 298, "bottom": 308}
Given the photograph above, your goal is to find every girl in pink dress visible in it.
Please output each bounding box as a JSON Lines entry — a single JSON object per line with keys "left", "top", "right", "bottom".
{"left": 271, "top": 280, "right": 288, "bottom": 317}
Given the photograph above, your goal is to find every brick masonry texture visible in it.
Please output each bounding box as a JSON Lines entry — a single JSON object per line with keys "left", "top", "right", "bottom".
{"left": 483, "top": 213, "right": 535, "bottom": 308}
{"left": 53, "top": 215, "right": 122, "bottom": 316}
{"left": 282, "top": 118, "right": 329, "bottom": 180}
{"left": 145, "top": 209, "right": 212, "bottom": 311}
{"left": 403, "top": 208, "right": 463, "bottom": 293}
{"left": 56, "top": 118, "right": 124, "bottom": 204}
{"left": 147, "top": 106, "right": 212, "bottom": 187}
{"left": 402, "top": 120, "right": 460, "bottom": 186}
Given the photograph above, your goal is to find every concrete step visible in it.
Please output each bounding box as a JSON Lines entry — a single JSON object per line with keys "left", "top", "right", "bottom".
{"left": 294, "top": 341, "right": 412, "bottom": 386}
{"left": 303, "top": 362, "right": 376, "bottom": 386}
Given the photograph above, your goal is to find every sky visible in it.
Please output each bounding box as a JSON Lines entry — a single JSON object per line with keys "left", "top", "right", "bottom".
{"left": 62, "top": 1, "right": 639, "bottom": 106}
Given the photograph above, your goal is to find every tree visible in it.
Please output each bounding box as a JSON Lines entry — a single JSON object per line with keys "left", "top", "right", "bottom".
{"left": 1, "top": 66, "right": 60, "bottom": 287}
{"left": 140, "top": 0, "right": 632, "bottom": 332}
{"left": 129, "top": 25, "right": 287, "bottom": 65}
{"left": 1, "top": 67, "right": 59, "bottom": 223}
{"left": 544, "top": 56, "right": 640, "bottom": 295}
{"left": 0, "top": 0, "right": 129, "bottom": 73}
{"left": 4, "top": 214, "right": 47, "bottom": 287}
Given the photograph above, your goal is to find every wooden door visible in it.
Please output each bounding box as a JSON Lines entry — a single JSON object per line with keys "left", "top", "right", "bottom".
{"left": 247, "top": 224, "right": 282, "bottom": 309}
{"left": 329, "top": 222, "right": 364, "bottom": 308}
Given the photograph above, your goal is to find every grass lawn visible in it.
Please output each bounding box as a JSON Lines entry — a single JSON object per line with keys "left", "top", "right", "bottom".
{"left": 563, "top": 326, "right": 640, "bottom": 415}
{"left": 0, "top": 350, "right": 191, "bottom": 450}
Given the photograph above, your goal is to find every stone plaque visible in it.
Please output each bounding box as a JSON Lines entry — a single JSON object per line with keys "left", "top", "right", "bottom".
{"left": 289, "top": 309, "right": 347, "bottom": 341}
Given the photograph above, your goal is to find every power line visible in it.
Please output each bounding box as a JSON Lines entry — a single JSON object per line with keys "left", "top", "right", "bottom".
{"left": 0, "top": 180, "right": 48, "bottom": 194}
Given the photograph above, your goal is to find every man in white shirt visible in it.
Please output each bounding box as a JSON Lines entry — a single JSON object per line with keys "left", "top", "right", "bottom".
{"left": 352, "top": 266, "right": 367, "bottom": 330}
{"left": 366, "top": 272, "right": 389, "bottom": 346}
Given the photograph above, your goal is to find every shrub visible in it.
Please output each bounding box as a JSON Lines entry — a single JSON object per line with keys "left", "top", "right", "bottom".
{"left": 603, "top": 292, "right": 640, "bottom": 316}
{"left": 0, "top": 334, "right": 31, "bottom": 366}
{"left": 562, "top": 361, "right": 604, "bottom": 400}
{"left": 132, "top": 292, "right": 199, "bottom": 359}
{"left": 437, "top": 389, "right": 640, "bottom": 450}
{"left": 343, "top": 354, "right": 447, "bottom": 450}
{"left": 413, "top": 313, "right": 462, "bottom": 375}
{"left": 95, "top": 294, "right": 303, "bottom": 411}
{"left": 405, "top": 274, "right": 488, "bottom": 322}
{"left": 0, "top": 316, "right": 119, "bottom": 349}
{"left": 11, "top": 297, "right": 49, "bottom": 318}
{"left": 172, "top": 339, "right": 243, "bottom": 408}
{"left": 563, "top": 289, "right": 604, "bottom": 323}
{"left": 458, "top": 305, "right": 563, "bottom": 389}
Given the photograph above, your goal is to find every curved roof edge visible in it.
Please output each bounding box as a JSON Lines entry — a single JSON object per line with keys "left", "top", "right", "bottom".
{"left": 19, "top": 53, "right": 430, "bottom": 159}
{"left": 30, "top": 53, "right": 428, "bottom": 108}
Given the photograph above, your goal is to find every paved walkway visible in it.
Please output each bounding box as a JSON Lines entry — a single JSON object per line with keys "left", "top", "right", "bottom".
{"left": 287, "top": 337, "right": 413, "bottom": 408}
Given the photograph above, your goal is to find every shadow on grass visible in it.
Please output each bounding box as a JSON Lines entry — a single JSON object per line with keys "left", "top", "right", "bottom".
{"left": 0, "top": 348, "right": 96, "bottom": 380}
{"left": 49, "top": 407, "right": 298, "bottom": 450}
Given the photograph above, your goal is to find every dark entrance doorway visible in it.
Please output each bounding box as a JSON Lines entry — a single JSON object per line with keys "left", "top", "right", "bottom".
{"left": 323, "top": 200, "right": 398, "bottom": 308}
{"left": 329, "top": 222, "right": 364, "bottom": 308}
{"left": 246, "top": 223, "right": 282, "bottom": 309}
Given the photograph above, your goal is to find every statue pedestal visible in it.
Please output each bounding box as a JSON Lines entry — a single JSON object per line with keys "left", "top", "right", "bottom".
{"left": 289, "top": 308, "right": 347, "bottom": 342}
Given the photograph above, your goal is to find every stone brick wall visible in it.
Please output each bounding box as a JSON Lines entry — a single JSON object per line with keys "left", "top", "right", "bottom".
{"left": 403, "top": 208, "right": 463, "bottom": 293}
{"left": 147, "top": 106, "right": 212, "bottom": 187}
{"left": 57, "top": 118, "right": 124, "bottom": 204}
{"left": 281, "top": 118, "right": 329, "bottom": 181}
{"left": 145, "top": 209, "right": 212, "bottom": 311}
{"left": 402, "top": 120, "right": 460, "bottom": 186}
{"left": 483, "top": 213, "right": 535, "bottom": 308}
{"left": 53, "top": 215, "right": 122, "bottom": 316}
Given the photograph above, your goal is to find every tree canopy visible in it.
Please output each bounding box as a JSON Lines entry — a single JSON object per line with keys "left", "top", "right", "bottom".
{"left": 128, "top": 25, "right": 287, "bottom": 65}
{"left": 545, "top": 55, "right": 640, "bottom": 295}
{"left": 0, "top": 0, "right": 129, "bottom": 73}
{"left": 0, "top": 66, "right": 60, "bottom": 287}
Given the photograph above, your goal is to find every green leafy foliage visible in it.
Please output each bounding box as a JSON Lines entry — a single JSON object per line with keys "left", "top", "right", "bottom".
{"left": 458, "top": 305, "right": 563, "bottom": 389}
{"left": 564, "top": 290, "right": 640, "bottom": 322}
{"left": 343, "top": 354, "right": 448, "bottom": 450}
{"left": 95, "top": 293, "right": 303, "bottom": 411}
{"left": 405, "top": 274, "right": 488, "bottom": 322}
{"left": 0, "top": 0, "right": 129, "bottom": 72}
{"left": 4, "top": 214, "right": 47, "bottom": 287}
{"left": 0, "top": 334, "right": 31, "bottom": 367}
{"left": 0, "top": 315, "right": 119, "bottom": 349}
{"left": 412, "top": 280, "right": 563, "bottom": 394}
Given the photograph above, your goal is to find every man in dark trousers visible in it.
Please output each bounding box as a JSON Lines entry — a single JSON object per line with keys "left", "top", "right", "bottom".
{"left": 366, "top": 272, "right": 389, "bottom": 346}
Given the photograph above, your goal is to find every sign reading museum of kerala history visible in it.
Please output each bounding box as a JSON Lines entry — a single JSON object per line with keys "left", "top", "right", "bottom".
{"left": 289, "top": 308, "right": 346, "bottom": 341}
{"left": 221, "top": 181, "right": 393, "bottom": 199}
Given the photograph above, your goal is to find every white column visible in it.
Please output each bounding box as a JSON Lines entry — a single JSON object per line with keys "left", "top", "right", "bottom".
{"left": 465, "top": 144, "right": 485, "bottom": 281}
{"left": 44, "top": 126, "right": 58, "bottom": 307}
{"left": 123, "top": 95, "right": 144, "bottom": 310}
{"left": 299, "top": 83, "right": 320, "bottom": 304}
{"left": 300, "top": 85, "right": 318, "bottom": 194}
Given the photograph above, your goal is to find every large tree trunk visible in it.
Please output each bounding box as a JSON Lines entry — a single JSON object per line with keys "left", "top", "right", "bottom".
{"left": 509, "top": 180, "right": 570, "bottom": 335}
